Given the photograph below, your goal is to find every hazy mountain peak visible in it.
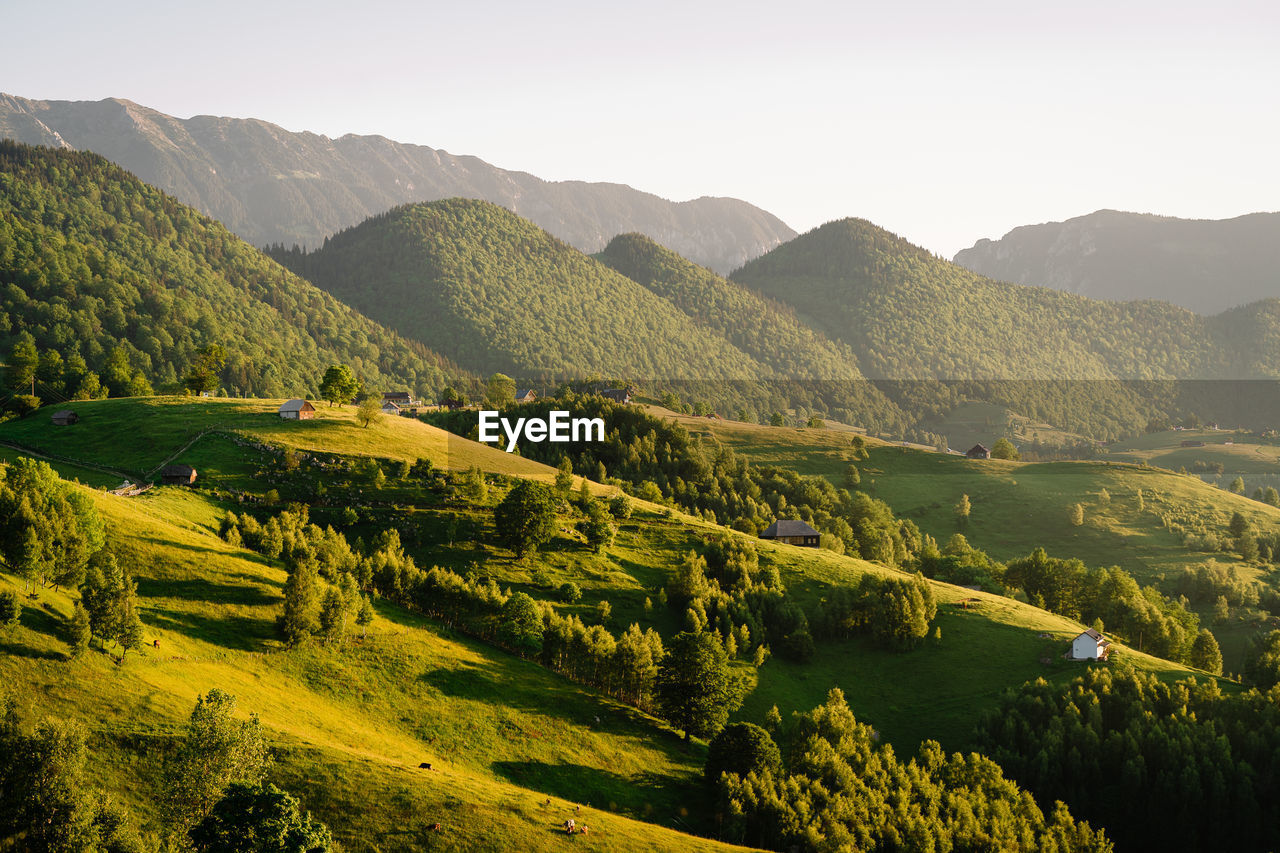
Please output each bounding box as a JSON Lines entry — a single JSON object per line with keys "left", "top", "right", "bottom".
{"left": 0, "top": 92, "right": 795, "bottom": 273}
{"left": 955, "top": 209, "right": 1280, "bottom": 313}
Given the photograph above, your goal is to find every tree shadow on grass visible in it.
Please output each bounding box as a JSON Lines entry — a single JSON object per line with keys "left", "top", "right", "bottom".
{"left": 0, "top": 601, "right": 70, "bottom": 660}
{"left": 145, "top": 606, "right": 275, "bottom": 651}
{"left": 491, "top": 760, "right": 711, "bottom": 829}
{"left": 135, "top": 576, "right": 279, "bottom": 607}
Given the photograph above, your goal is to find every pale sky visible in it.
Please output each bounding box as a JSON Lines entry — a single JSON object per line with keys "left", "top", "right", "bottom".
{"left": 5, "top": 0, "right": 1277, "bottom": 256}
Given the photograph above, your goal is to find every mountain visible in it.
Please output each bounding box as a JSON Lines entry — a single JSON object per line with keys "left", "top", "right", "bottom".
{"left": 953, "top": 209, "right": 1280, "bottom": 314}
{"left": 269, "top": 198, "right": 783, "bottom": 383}
{"left": 0, "top": 140, "right": 455, "bottom": 400}
{"left": 0, "top": 93, "right": 794, "bottom": 273}
{"left": 729, "top": 218, "right": 1280, "bottom": 439}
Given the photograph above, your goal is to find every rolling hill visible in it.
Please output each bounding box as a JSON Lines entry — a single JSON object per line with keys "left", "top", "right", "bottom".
{"left": 954, "top": 209, "right": 1280, "bottom": 314}
{"left": 660, "top": 408, "right": 1280, "bottom": 671}
{"left": 0, "top": 396, "right": 1216, "bottom": 849}
{"left": 0, "top": 140, "right": 458, "bottom": 402}
{"left": 0, "top": 92, "right": 794, "bottom": 274}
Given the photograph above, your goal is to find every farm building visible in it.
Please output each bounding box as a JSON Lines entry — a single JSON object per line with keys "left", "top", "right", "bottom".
{"left": 278, "top": 399, "right": 315, "bottom": 420}
{"left": 600, "top": 388, "right": 633, "bottom": 404}
{"left": 160, "top": 465, "right": 197, "bottom": 486}
{"left": 51, "top": 410, "right": 79, "bottom": 426}
{"left": 1071, "top": 628, "right": 1111, "bottom": 660}
{"left": 513, "top": 389, "right": 538, "bottom": 404}
{"left": 383, "top": 391, "right": 412, "bottom": 406}
{"left": 965, "top": 444, "right": 991, "bottom": 460}
{"left": 380, "top": 400, "right": 402, "bottom": 416}
{"left": 759, "top": 519, "right": 821, "bottom": 548}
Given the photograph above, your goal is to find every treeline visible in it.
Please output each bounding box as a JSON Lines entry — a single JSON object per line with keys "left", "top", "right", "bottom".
{"left": 0, "top": 140, "right": 454, "bottom": 403}
{"left": 978, "top": 669, "right": 1280, "bottom": 852}
{"left": 1004, "top": 548, "right": 1213, "bottom": 669}
{"left": 712, "top": 688, "right": 1111, "bottom": 852}
{"left": 220, "top": 507, "right": 669, "bottom": 713}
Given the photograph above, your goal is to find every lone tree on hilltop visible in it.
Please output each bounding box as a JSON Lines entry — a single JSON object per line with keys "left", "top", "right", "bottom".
{"left": 990, "top": 437, "right": 1020, "bottom": 460}
{"left": 319, "top": 364, "right": 359, "bottom": 406}
{"left": 494, "top": 481, "right": 556, "bottom": 558}
{"left": 355, "top": 395, "right": 382, "bottom": 428}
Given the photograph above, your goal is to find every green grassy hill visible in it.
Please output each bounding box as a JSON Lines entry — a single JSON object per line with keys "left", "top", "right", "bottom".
{"left": 0, "top": 141, "right": 457, "bottom": 402}
{"left": 664, "top": 409, "right": 1280, "bottom": 670}
{"left": 0, "top": 484, "right": 745, "bottom": 852}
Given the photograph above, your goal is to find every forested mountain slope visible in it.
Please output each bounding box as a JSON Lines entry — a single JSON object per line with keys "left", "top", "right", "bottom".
{"left": 731, "top": 218, "right": 1271, "bottom": 381}
{"left": 954, "top": 209, "right": 1280, "bottom": 314}
{"left": 270, "top": 199, "right": 774, "bottom": 381}
{"left": 0, "top": 93, "right": 794, "bottom": 273}
{"left": 0, "top": 140, "right": 455, "bottom": 400}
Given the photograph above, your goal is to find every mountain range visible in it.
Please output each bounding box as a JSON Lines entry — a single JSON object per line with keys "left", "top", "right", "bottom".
{"left": 0, "top": 92, "right": 793, "bottom": 274}
{"left": 954, "top": 209, "right": 1280, "bottom": 314}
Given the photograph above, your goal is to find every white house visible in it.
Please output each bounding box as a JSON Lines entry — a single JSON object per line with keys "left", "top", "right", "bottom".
{"left": 1071, "top": 628, "right": 1111, "bottom": 660}
{"left": 380, "top": 400, "right": 402, "bottom": 416}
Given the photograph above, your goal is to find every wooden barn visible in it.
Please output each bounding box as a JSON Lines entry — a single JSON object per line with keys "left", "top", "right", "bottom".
{"left": 51, "top": 410, "right": 79, "bottom": 426}
{"left": 160, "top": 465, "right": 197, "bottom": 486}
{"left": 759, "top": 519, "right": 821, "bottom": 548}
{"left": 513, "top": 389, "right": 538, "bottom": 404}
{"left": 278, "top": 399, "right": 316, "bottom": 420}
{"left": 965, "top": 443, "right": 991, "bottom": 460}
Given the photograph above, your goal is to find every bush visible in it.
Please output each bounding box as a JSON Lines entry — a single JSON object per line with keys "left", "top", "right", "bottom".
{"left": 705, "top": 721, "right": 780, "bottom": 784}
{"left": 557, "top": 582, "right": 582, "bottom": 603}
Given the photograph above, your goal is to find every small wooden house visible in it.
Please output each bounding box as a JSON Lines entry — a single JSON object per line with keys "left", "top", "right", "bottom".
{"left": 601, "top": 388, "right": 633, "bottom": 404}
{"left": 51, "top": 410, "right": 79, "bottom": 426}
{"left": 513, "top": 389, "right": 538, "bottom": 404}
{"left": 160, "top": 465, "right": 197, "bottom": 486}
{"left": 1071, "top": 628, "right": 1111, "bottom": 660}
{"left": 278, "top": 399, "right": 316, "bottom": 420}
{"left": 965, "top": 443, "right": 991, "bottom": 460}
{"left": 759, "top": 519, "right": 821, "bottom": 548}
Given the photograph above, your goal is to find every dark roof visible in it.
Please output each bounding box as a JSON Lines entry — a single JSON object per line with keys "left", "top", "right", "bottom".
{"left": 383, "top": 391, "right": 411, "bottom": 401}
{"left": 514, "top": 389, "right": 536, "bottom": 399}
{"left": 761, "top": 519, "right": 820, "bottom": 538}
{"left": 967, "top": 443, "right": 989, "bottom": 454}
{"left": 161, "top": 465, "right": 196, "bottom": 476}
{"left": 1078, "top": 628, "right": 1105, "bottom": 641}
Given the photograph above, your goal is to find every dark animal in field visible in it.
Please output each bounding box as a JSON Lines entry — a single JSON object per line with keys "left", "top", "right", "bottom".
{"left": 419, "top": 762, "right": 432, "bottom": 769}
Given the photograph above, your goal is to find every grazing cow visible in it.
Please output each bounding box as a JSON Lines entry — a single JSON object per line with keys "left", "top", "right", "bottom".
{"left": 153, "top": 639, "right": 160, "bottom": 649}
{"left": 430, "top": 823, "right": 442, "bottom": 832}
{"left": 580, "top": 825, "right": 589, "bottom": 836}
{"left": 419, "top": 762, "right": 432, "bottom": 770}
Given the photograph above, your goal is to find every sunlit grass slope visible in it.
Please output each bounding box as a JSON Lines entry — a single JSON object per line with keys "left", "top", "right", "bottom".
{"left": 0, "top": 396, "right": 1226, "bottom": 850}
{"left": 0, "top": 484, "right": 749, "bottom": 852}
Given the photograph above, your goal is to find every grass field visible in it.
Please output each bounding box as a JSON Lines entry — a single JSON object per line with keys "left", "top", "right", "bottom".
{"left": 663, "top": 411, "right": 1280, "bottom": 672}
{"left": 0, "top": 397, "right": 1236, "bottom": 849}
